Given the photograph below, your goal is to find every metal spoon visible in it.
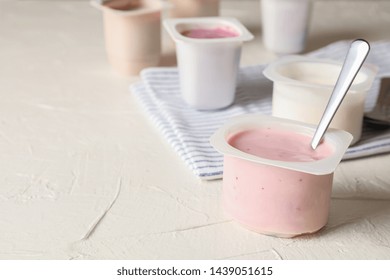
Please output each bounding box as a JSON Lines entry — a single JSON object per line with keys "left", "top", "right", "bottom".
{"left": 311, "top": 39, "right": 370, "bottom": 149}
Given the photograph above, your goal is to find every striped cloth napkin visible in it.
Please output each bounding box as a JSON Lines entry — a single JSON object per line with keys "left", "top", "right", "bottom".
{"left": 131, "top": 41, "right": 390, "bottom": 180}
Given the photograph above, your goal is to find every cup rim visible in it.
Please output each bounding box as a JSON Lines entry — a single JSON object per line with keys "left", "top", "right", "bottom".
{"left": 263, "top": 55, "right": 378, "bottom": 93}
{"left": 90, "top": 0, "right": 169, "bottom": 16}
{"left": 210, "top": 114, "right": 353, "bottom": 175}
{"left": 163, "top": 17, "right": 254, "bottom": 43}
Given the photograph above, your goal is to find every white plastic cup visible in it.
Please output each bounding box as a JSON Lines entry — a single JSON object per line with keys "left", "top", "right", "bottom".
{"left": 210, "top": 114, "right": 352, "bottom": 237}
{"left": 164, "top": 17, "right": 253, "bottom": 110}
{"left": 167, "top": 0, "right": 219, "bottom": 18}
{"left": 263, "top": 56, "right": 377, "bottom": 145}
{"left": 91, "top": 0, "right": 166, "bottom": 76}
{"left": 261, "top": 0, "right": 311, "bottom": 54}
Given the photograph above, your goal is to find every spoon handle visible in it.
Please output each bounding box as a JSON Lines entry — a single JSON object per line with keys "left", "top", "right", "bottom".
{"left": 311, "top": 39, "right": 370, "bottom": 149}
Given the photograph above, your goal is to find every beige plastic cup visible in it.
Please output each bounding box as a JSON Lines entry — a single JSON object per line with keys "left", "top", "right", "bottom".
{"left": 91, "top": 0, "right": 166, "bottom": 76}
{"left": 167, "top": 0, "right": 219, "bottom": 18}
{"left": 263, "top": 56, "right": 377, "bottom": 145}
{"left": 210, "top": 114, "right": 352, "bottom": 237}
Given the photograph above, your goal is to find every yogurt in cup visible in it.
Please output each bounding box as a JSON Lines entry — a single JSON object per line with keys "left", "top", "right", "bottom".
{"left": 91, "top": 0, "right": 167, "bottom": 76}
{"left": 263, "top": 56, "right": 377, "bottom": 145}
{"left": 210, "top": 114, "right": 352, "bottom": 238}
{"left": 164, "top": 17, "right": 253, "bottom": 110}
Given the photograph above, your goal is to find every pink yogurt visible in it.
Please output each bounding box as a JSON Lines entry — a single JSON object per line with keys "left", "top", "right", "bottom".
{"left": 224, "top": 129, "right": 334, "bottom": 237}
{"left": 181, "top": 26, "right": 239, "bottom": 39}
{"left": 210, "top": 114, "right": 352, "bottom": 238}
{"left": 229, "top": 128, "right": 333, "bottom": 162}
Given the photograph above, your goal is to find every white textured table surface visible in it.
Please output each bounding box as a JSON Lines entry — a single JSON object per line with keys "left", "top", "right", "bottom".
{"left": 1, "top": 0, "right": 390, "bottom": 260}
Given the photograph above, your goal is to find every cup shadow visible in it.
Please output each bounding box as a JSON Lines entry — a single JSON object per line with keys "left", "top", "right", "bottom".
{"left": 318, "top": 181, "right": 390, "bottom": 237}
{"left": 234, "top": 67, "right": 273, "bottom": 108}
{"left": 330, "top": 197, "right": 390, "bottom": 229}
{"left": 159, "top": 50, "right": 177, "bottom": 67}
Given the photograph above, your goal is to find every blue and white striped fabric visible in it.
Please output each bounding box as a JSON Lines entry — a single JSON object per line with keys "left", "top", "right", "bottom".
{"left": 131, "top": 41, "right": 390, "bottom": 180}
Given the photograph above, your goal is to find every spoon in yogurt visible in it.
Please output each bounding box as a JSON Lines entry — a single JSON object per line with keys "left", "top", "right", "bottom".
{"left": 311, "top": 39, "right": 371, "bottom": 149}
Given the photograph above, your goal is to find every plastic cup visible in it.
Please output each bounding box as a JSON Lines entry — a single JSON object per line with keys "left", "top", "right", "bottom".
{"left": 91, "top": 0, "right": 166, "bottom": 76}
{"left": 210, "top": 114, "right": 352, "bottom": 238}
{"left": 263, "top": 56, "right": 377, "bottom": 145}
{"left": 164, "top": 17, "right": 253, "bottom": 110}
{"left": 167, "top": 0, "right": 219, "bottom": 18}
{"left": 261, "top": 0, "right": 311, "bottom": 54}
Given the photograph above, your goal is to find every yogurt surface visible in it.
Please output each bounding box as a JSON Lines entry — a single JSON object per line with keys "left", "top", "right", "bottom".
{"left": 181, "top": 26, "right": 239, "bottom": 39}
{"left": 228, "top": 128, "right": 333, "bottom": 162}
